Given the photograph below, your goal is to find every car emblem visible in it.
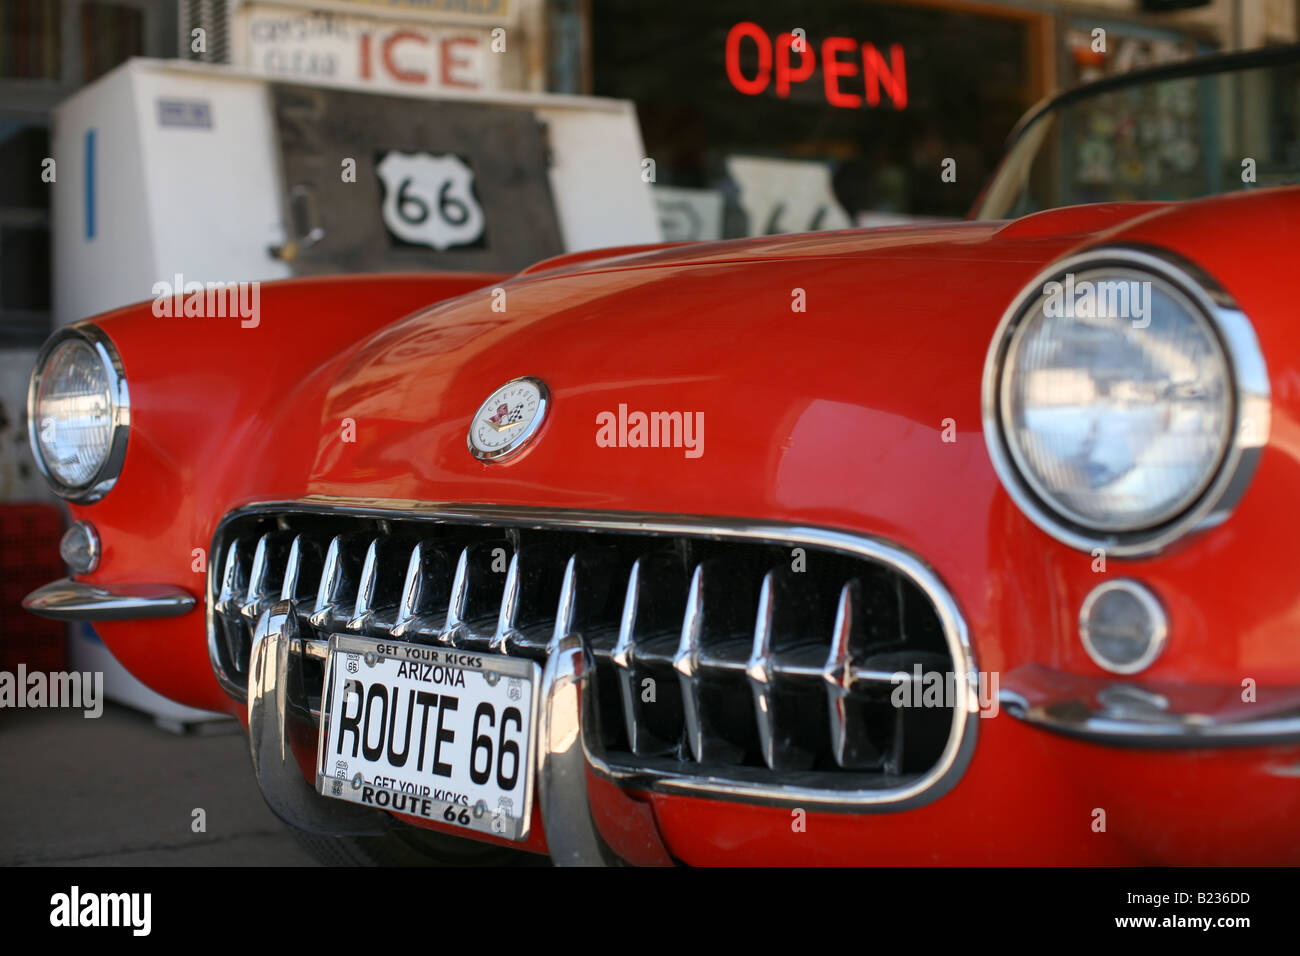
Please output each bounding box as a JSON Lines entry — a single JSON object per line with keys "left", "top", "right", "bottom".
{"left": 468, "top": 377, "right": 550, "bottom": 462}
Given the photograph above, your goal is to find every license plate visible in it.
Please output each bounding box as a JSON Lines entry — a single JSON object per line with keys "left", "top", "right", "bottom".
{"left": 316, "top": 634, "right": 540, "bottom": 841}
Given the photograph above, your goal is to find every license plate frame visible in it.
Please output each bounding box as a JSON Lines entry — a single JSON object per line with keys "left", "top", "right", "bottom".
{"left": 315, "top": 633, "right": 540, "bottom": 842}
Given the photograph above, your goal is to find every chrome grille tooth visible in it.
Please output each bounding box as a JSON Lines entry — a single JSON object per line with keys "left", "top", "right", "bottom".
{"left": 673, "top": 559, "right": 752, "bottom": 765}
{"left": 673, "top": 564, "right": 706, "bottom": 763}
{"left": 746, "top": 571, "right": 778, "bottom": 770}
{"left": 280, "top": 534, "right": 326, "bottom": 610}
{"left": 236, "top": 533, "right": 271, "bottom": 624}
{"left": 215, "top": 537, "right": 249, "bottom": 617}
{"left": 247, "top": 533, "right": 272, "bottom": 597}
{"left": 441, "top": 546, "right": 473, "bottom": 645}
{"left": 393, "top": 542, "right": 425, "bottom": 632}
{"left": 823, "top": 579, "right": 858, "bottom": 768}
{"left": 442, "top": 540, "right": 512, "bottom": 647}
{"left": 390, "top": 540, "right": 454, "bottom": 640}
{"left": 239, "top": 530, "right": 295, "bottom": 625}
{"left": 309, "top": 535, "right": 344, "bottom": 626}
{"left": 547, "top": 555, "right": 579, "bottom": 654}
{"left": 491, "top": 550, "right": 522, "bottom": 653}
{"left": 214, "top": 537, "right": 253, "bottom": 678}
{"left": 612, "top": 557, "right": 643, "bottom": 753}
{"left": 498, "top": 542, "right": 580, "bottom": 655}
{"left": 345, "top": 538, "right": 382, "bottom": 631}
{"left": 607, "top": 551, "right": 688, "bottom": 757}
{"left": 748, "top": 567, "right": 823, "bottom": 772}
{"left": 351, "top": 534, "right": 419, "bottom": 634}
{"left": 821, "top": 577, "right": 899, "bottom": 770}
{"left": 278, "top": 536, "right": 303, "bottom": 603}
{"left": 564, "top": 547, "right": 621, "bottom": 637}
{"left": 610, "top": 558, "right": 638, "bottom": 669}
{"left": 308, "top": 533, "right": 367, "bottom": 631}
{"left": 356, "top": 538, "right": 381, "bottom": 619}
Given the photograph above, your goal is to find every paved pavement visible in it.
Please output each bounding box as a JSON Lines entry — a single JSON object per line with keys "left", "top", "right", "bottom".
{"left": 0, "top": 703, "right": 319, "bottom": 866}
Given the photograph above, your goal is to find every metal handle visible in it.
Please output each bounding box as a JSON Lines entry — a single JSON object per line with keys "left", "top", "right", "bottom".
{"left": 269, "top": 184, "right": 326, "bottom": 261}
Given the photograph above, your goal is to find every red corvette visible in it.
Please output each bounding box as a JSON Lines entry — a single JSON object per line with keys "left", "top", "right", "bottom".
{"left": 24, "top": 47, "right": 1300, "bottom": 865}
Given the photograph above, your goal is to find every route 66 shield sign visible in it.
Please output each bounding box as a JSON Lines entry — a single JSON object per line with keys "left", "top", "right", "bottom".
{"left": 376, "top": 151, "right": 486, "bottom": 250}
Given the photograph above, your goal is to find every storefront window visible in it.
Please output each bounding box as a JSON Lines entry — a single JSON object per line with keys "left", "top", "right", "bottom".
{"left": 0, "top": 121, "right": 52, "bottom": 342}
{"left": 81, "top": 2, "right": 146, "bottom": 83}
{"left": 0, "top": 0, "right": 166, "bottom": 345}
{"left": 0, "top": 121, "right": 50, "bottom": 210}
{"left": 592, "top": 0, "right": 1036, "bottom": 239}
{"left": 0, "top": 0, "right": 62, "bottom": 80}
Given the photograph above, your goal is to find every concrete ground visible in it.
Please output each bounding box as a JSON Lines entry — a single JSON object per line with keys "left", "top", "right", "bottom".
{"left": 0, "top": 703, "right": 319, "bottom": 866}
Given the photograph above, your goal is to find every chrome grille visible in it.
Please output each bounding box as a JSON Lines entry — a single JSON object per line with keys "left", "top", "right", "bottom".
{"left": 209, "top": 503, "right": 975, "bottom": 803}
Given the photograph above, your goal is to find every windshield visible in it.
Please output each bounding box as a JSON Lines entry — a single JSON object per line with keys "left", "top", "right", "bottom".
{"left": 975, "top": 53, "right": 1300, "bottom": 220}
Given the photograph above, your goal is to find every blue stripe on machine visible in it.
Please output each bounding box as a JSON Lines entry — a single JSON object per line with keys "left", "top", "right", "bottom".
{"left": 85, "top": 129, "right": 96, "bottom": 240}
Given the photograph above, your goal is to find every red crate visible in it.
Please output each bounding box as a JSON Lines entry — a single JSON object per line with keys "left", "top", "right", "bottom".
{"left": 0, "top": 504, "right": 67, "bottom": 673}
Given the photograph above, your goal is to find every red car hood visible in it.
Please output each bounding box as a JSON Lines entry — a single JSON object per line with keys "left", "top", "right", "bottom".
{"left": 514, "top": 202, "right": 1168, "bottom": 278}
{"left": 289, "top": 189, "right": 1296, "bottom": 562}
{"left": 299, "top": 198, "right": 1189, "bottom": 525}
{"left": 79, "top": 188, "right": 1299, "bottom": 569}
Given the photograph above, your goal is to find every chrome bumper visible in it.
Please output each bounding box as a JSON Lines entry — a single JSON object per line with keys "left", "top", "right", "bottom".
{"left": 246, "top": 599, "right": 674, "bottom": 865}
{"left": 247, "top": 603, "right": 390, "bottom": 836}
{"left": 1001, "top": 664, "right": 1300, "bottom": 746}
{"left": 23, "top": 578, "right": 196, "bottom": 620}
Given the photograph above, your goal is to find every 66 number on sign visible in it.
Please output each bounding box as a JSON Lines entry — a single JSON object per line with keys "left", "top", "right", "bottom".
{"left": 377, "top": 150, "right": 486, "bottom": 250}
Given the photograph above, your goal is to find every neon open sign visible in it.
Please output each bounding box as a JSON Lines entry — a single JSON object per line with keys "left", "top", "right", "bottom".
{"left": 725, "top": 21, "right": 907, "bottom": 110}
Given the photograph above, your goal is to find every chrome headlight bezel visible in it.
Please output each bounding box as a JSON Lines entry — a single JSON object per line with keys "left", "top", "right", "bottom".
{"left": 27, "top": 324, "right": 130, "bottom": 503}
{"left": 982, "top": 246, "right": 1270, "bottom": 557}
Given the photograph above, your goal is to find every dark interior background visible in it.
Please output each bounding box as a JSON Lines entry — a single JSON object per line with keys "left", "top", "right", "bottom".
{"left": 593, "top": 0, "right": 1034, "bottom": 224}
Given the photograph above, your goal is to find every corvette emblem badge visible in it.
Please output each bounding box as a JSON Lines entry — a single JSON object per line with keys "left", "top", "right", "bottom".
{"left": 468, "top": 377, "right": 550, "bottom": 462}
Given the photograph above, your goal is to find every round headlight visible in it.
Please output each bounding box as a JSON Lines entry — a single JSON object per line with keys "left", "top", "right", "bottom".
{"left": 1004, "top": 267, "right": 1230, "bottom": 530}
{"left": 27, "top": 326, "right": 129, "bottom": 501}
{"left": 984, "top": 248, "right": 1270, "bottom": 555}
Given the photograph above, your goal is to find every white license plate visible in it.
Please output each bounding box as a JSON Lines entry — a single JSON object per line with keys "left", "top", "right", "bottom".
{"left": 316, "top": 634, "right": 539, "bottom": 841}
